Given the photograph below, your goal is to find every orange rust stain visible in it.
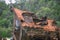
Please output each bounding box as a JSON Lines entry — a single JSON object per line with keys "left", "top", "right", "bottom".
{"left": 13, "top": 8, "right": 33, "bottom": 20}
{"left": 13, "top": 8, "right": 24, "bottom": 20}
{"left": 22, "top": 22, "right": 35, "bottom": 28}
{"left": 43, "top": 20, "right": 57, "bottom": 31}
{"left": 13, "top": 8, "right": 57, "bottom": 32}
{"left": 21, "top": 22, "right": 41, "bottom": 28}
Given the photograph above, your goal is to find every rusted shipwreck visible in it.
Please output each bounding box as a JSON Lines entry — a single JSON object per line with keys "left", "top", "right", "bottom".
{"left": 11, "top": 7, "right": 60, "bottom": 40}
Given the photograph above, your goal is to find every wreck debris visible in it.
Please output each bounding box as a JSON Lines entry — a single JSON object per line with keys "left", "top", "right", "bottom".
{"left": 11, "top": 7, "right": 60, "bottom": 40}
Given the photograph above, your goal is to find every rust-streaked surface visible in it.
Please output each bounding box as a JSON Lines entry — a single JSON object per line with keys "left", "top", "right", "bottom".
{"left": 43, "top": 19, "right": 57, "bottom": 31}
{"left": 12, "top": 8, "right": 33, "bottom": 20}
{"left": 12, "top": 8, "right": 57, "bottom": 31}
{"left": 12, "top": 8, "right": 60, "bottom": 40}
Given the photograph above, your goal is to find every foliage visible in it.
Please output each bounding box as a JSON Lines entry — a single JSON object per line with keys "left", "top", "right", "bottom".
{"left": 0, "top": 27, "right": 12, "bottom": 38}
{"left": 0, "top": 1, "right": 13, "bottom": 37}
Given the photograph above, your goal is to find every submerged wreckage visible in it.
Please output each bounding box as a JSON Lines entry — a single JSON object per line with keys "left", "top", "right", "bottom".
{"left": 10, "top": 7, "right": 60, "bottom": 40}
